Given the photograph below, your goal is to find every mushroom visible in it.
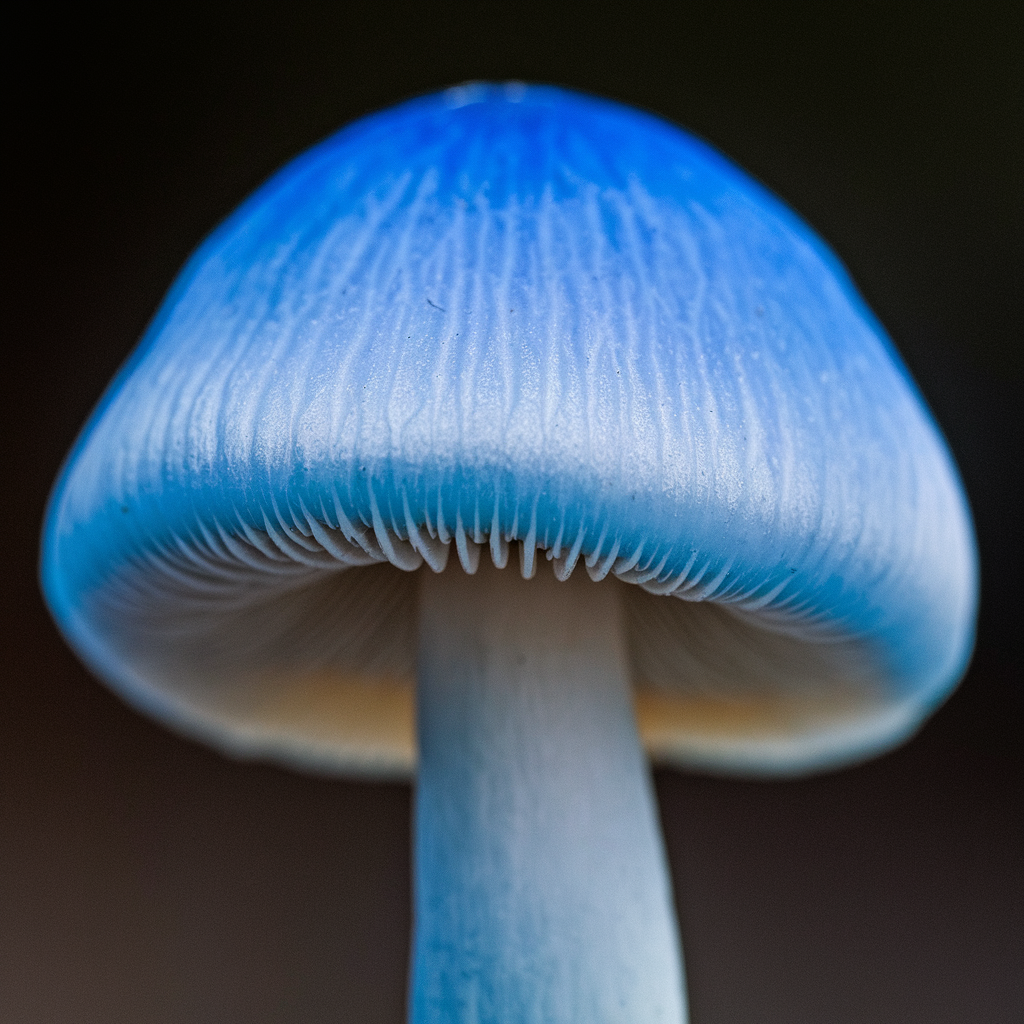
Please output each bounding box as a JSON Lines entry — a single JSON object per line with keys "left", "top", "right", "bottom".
{"left": 41, "top": 83, "right": 977, "bottom": 1021}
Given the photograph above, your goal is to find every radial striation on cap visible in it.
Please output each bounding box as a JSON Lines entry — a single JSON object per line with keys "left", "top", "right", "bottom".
{"left": 41, "top": 83, "right": 978, "bottom": 777}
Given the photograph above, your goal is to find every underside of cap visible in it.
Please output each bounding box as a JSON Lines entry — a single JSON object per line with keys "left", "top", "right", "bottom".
{"left": 41, "top": 83, "right": 977, "bottom": 777}
{"left": 44, "top": 541, "right": 958, "bottom": 778}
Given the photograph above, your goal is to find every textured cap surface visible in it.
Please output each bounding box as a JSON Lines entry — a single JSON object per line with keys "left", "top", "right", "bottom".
{"left": 41, "top": 83, "right": 978, "bottom": 776}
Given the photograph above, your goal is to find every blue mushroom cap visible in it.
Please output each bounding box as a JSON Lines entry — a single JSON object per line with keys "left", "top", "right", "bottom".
{"left": 41, "top": 83, "right": 978, "bottom": 776}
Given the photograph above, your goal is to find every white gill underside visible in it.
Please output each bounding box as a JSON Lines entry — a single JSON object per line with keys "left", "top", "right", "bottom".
{"left": 84, "top": 511, "right": 899, "bottom": 779}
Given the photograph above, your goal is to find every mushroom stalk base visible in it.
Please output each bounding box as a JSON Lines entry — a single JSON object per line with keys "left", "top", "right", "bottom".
{"left": 412, "top": 560, "right": 687, "bottom": 1023}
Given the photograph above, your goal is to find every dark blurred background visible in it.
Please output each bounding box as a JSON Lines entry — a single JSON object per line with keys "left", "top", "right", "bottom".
{"left": 3, "top": 3, "right": 1021, "bottom": 1022}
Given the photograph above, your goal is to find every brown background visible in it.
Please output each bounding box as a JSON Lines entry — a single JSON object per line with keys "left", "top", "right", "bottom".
{"left": 4, "top": 3, "right": 1021, "bottom": 1022}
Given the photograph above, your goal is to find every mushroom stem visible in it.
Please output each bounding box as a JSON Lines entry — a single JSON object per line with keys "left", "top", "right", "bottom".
{"left": 412, "top": 558, "right": 687, "bottom": 1023}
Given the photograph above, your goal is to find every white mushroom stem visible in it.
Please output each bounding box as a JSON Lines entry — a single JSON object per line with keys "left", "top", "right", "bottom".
{"left": 412, "top": 558, "right": 687, "bottom": 1023}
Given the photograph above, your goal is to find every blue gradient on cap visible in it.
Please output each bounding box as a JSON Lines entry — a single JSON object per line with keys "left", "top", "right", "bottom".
{"left": 42, "top": 83, "right": 978, "bottom": 769}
